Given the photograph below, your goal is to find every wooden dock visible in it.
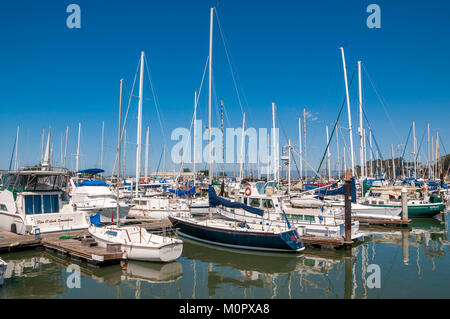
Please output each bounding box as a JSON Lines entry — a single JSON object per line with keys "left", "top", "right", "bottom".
{"left": 354, "top": 217, "right": 412, "bottom": 227}
{"left": 300, "top": 235, "right": 345, "bottom": 248}
{"left": 41, "top": 230, "right": 124, "bottom": 267}
{"left": 0, "top": 221, "right": 176, "bottom": 267}
{"left": 0, "top": 229, "right": 41, "bottom": 253}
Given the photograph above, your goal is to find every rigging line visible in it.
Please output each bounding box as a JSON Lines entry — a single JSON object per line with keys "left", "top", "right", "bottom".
{"left": 8, "top": 133, "right": 16, "bottom": 171}
{"left": 394, "top": 124, "right": 413, "bottom": 183}
{"left": 315, "top": 67, "right": 357, "bottom": 178}
{"left": 414, "top": 126, "right": 426, "bottom": 164}
{"left": 361, "top": 106, "right": 385, "bottom": 163}
{"left": 196, "top": 55, "right": 210, "bottom": 117}
{"left": 214, "top": 8, "right": 253, "bottom": 125}
{"left": 291, "top": 147, "right": 325, "bottom": 181}
{"left": 111, "top": 64, "right": 139, "bottom": 175}
{"left": 362, "top": 63, "right": 402, "bottom": 143}
{"left": 144, "top": 54, "right": 167, "bottom": 142}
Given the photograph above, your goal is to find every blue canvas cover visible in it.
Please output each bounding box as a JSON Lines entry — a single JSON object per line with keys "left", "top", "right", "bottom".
{"left": 90, "top": 212, "right": 101, "bottom": 226}
{"left": 315, "top": 178, "right": 356, "bottom": 203}
{"left": 75, "top": 180, "right": 109, "bottom": 187}
{"left": 169, "top": 187, "right": 196, "bottom": 196}
{"left": 208, "top": 186, "right": 264, "bottom": 216}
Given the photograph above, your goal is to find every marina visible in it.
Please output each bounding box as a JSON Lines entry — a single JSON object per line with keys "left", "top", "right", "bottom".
{"left": 1, "top": 0, "right": 450, "bottom": 302}
{"left": 0, "top": 209, "right": 449, "bottom": 298}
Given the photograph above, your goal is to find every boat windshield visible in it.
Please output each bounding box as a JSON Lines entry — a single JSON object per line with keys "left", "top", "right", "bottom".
{"left": 1, "top": 173, "right": 67, "bottom": 191}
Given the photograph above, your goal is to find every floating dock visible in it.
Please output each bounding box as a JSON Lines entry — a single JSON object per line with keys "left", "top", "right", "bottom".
{"left": 0, "top": 220, "right": 175, "bottom": 267}
{"left": 41, "top": 230, "right": 124, "bottom": 267}
{"left": 0, "top": 229, "right": 41, "bottom": 253}
{"left": 354, "top": 217, "right": 412, "bottom": 227}
{"left": 300, "top": 235, "right": 345, "bottom": 248}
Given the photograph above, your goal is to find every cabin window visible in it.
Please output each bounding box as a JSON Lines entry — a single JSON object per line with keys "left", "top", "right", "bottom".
{"left": 262, "top": 199, "right": 274, "bottom": 209}
{"left": 43, "top": 195, "right": 59, "bottom": 213}
{"left": 25, "top": 195, "right": 42, "bottom": 215}
{"left": 0, "top": 204, "right": 7, "bottom": 212}
{"left": 243, "top": 197, "right": 248, "bottom": 205}
{"left": 304, "top": 215, "right": 315, "bottom": 222}
{"left": 249, "top": 198, "right": 260, "bottom": 208}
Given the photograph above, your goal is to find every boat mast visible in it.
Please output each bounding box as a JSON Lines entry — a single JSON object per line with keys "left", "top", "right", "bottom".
{"left": 43, "top": 127, "right": 51, "bottom": 171}
{"left": 208, "top": 7, "right": 214, "bottom": 185}
{"left": 14, "top": 125, "right": 19, "bottom": 171}
{"left": 288, "top": 139, "right": 291, "bottom": 194}
{"left": 369, "top": 130, "right": 373, "bottom": 177}
{"left": 427, "top": 122, "right": 430, "bottom": 179}
{"left": 116, "top": 79, "right": 123, "bottom": 226}
{"left": 136, "top": 51, "right": 145, "bottom": 198}
{"left": 303, "top": 108, "right": 307, "bottom": 180}
{"left": 267, "top": 133, "right": 270, "bottom": 180}
{"left": 100, "top": 120, "right": 105, "bottom": 169}
{"left": 123, "top": 129, "right": 127, "bottom": 178}
{"left": 144, "top": 126, "right": 150, "bottom": 183}
{"left": 436, "top": 132, "right": 440, "bottom": 178}
{"left": 272, "top": 103, "right": 277, "bottom": 181}
{"left": 339, "top": 46, "right": 355, "bottom": 176}
{"left": 193, "top": 90, "right": 197, "bottom": 186}
{"left": 239, "top": 112, "right": 246, "bottom": 180}
{"left": 64, "top": 126, "right": 69, "bottom": 168}
{"left": 298, "top": 117, "right": 303, "bottom": 180}
{"left": 363, "top": 128, "right": 367, "bottom": 178}
{"left": 412, "top": 121, "right": 416, "bottom": 178}
{"left": 326, "top": 125, "right": 331, "bottom": 181}
{"left": 336, "top": 124, "right": 340, "bottom": 179}
{"left": 358, "top": 61, "right": 364, "bottom": 180}
{"left": 221, "top": 100, "right": 225, "bottom": 180}
{"left": 76, "top": 122, "right": 81, "bottom": 172}
{"left": 391, "top": 144, "right": 395, "bottom": 180}
{"left": 40, "top": 128, "right": 45, "bottom": 164}
{"left": 431, "top": 136, "right": 434, "bottom": 180}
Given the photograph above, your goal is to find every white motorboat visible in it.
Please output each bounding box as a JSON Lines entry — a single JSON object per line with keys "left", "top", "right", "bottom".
{"left": 88, "top": 224, "right": 183, "bottom": 262}
{"left": 0, "top": 169, "right": 90, "bottom": 235}
{"left": 70, "top": 169, "right": 131, "bottom": 223}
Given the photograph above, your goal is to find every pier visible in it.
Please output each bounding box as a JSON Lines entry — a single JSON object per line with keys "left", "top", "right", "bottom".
{"left": 0, "top": 220, "right": 173, "bottom": 267}
{"left": 353, "top": 217, "right": 412, "bottom": 227}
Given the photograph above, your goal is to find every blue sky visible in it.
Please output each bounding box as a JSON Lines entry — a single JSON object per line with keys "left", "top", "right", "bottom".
{"left": 1, "top": 0, "right": 449, "bottom": 176}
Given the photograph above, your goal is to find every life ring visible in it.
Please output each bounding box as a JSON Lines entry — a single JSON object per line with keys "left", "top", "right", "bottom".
{"left": 244, "top": 187, "right": 252, "bottom": 196}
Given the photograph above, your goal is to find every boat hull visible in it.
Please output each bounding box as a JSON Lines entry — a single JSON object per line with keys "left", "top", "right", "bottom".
{"left": 89, "top": 231, "right": 183, "bottom": 262}
{"left": 169, "top": 217, "right": 304, "bottom": 253}
{"left": 366, "top": 203, "right": 444, "bottom": 218}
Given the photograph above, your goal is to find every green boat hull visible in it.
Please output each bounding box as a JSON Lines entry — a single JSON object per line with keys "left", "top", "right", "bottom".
{"left": 367, "top": 203, "right": 445, "bottom": 218}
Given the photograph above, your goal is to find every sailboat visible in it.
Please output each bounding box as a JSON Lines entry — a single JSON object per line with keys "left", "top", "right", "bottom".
{"left": 88, "top": 74, "right": 183, "bottom": 263}
{"left": 169, "top": 8, "right": 304, "bottom": 254}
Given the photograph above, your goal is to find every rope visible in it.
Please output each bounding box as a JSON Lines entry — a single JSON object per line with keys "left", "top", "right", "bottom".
{"left": 393, "top": 123, "right": 413, "bottom": 183}
{"left": 315, "top": 67, "right": 357, "bottom": 178}
{"left": 362, "top": 63, "right": 402, "bottom": 143}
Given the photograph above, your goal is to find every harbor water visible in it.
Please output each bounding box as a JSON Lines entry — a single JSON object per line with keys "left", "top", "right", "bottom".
{"left": 1, "top": 211, "right": 449, "bottom": 299}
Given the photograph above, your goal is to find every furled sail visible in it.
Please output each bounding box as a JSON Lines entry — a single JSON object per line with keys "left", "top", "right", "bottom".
{"left": 208, "top": 186, "right": 264, "bottom": 216}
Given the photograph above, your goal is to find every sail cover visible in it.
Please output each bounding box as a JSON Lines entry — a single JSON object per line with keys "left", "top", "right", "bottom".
{"left": 169, "top": 187, "right": 196, "bottom": 196}
{"left": 315, "top": 178, "right": 356, "bottom": 203}
{"left": 208, "top": 186, "right": 264, "bottom": 216}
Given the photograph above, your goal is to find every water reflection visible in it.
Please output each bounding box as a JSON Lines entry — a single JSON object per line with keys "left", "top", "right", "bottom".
{"left": 0, "top": 212, "right": 448, "bottom": 298}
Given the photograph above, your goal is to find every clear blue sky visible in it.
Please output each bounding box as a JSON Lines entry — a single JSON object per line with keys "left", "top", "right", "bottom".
{"left": 1, "top": 0, "right": 449, "bottom": 176}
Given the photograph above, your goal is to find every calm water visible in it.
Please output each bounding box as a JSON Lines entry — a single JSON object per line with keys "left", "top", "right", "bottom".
{"left": 1, "top": 211, "right": 449, "bottom": 299}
